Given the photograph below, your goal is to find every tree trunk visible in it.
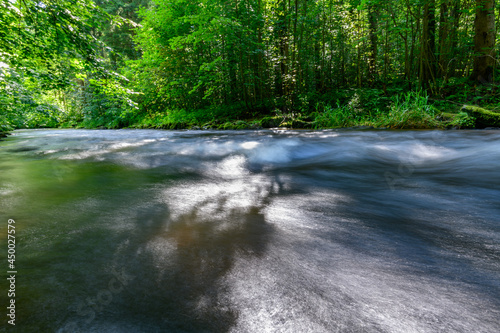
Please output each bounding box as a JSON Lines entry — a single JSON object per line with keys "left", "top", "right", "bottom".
{"left": 472, "top": 0, "right": 496, "bottom": 83}
{"left": 367, "top": 3, "right": 379, "bottom": 85}
{"left": 438, "top": 0, "right": 449, "bottom": 78}
{"left": 421, "top": 0, "right": 436, "bottom": 89}
{"left": 253, "top": 0, "right": 263, "bottom": 104}
{"left": 447, "top": 0, "right": 460, "bottom": 78}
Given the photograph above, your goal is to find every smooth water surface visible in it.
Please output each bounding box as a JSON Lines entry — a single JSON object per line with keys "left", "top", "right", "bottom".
{"left": 0, "top": 129, "right": 499, "bottom": 332}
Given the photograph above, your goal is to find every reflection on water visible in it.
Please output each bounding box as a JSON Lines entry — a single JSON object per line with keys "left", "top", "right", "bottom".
{"left": 0, "top": 129, "right": 499, "bottom": 332}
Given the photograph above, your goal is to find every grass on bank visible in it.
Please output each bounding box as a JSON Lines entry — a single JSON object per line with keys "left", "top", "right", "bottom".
{"left": 313, "top": 90, "right": 439, "bottom": 129}
{"left": 309, "top": 89, "right": 480, "bottom": 130}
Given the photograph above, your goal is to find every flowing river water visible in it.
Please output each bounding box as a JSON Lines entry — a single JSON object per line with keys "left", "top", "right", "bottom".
{"left": 0, "top": 129, "right": 499, "bottom": 333}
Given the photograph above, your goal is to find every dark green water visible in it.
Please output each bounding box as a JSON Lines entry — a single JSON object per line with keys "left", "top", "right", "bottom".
{"left": 0, "top": 129, "right": 499, "bottom": 332}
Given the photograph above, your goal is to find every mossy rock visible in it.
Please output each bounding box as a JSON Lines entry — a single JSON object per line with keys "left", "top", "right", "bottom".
{"left": 462, "top": 105, "right": 500, "bottom": 128}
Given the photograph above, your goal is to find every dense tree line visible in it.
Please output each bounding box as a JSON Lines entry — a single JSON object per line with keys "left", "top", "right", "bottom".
{"left": 135, "top": 0, "right": 498, "bottom": 112}
{"left": 0, "top": 0, "right": 499, "bottom": 131}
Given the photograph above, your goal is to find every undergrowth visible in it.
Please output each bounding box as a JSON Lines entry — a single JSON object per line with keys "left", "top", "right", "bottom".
{"left": 373, "top": 90, "right": 439, "bottom": 129}
{"left": 4, "top": 86, "right": 497, "bottom": 132}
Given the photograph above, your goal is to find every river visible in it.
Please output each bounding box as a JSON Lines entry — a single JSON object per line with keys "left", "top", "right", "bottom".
{"left": 0, "top": 129, "right": 499, "bottom": 332}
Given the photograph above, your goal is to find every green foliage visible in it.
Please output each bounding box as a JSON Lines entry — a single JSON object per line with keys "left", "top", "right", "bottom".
{"left": 95, "top": 0, "right": 148, "bottom": 67}
{"left": 449, "top": 112, "right": 476, "bottom": 129}
{"left": 48, "top": 75, "right": 137, "bottom": 129}
{"left": 0, "top": 0, "right": 108, "bottom": 73}
{"left": 0, "top": 66, "right": 63, "bottom": 129}
{"left": 0, "top": 0, "right": 108, "bottom": 131}
{"left": 131, "top": 103, "right": 251, "bottom": 129}
{"left": 375, "top": 90, "right": 439, "bottom": 129}
{"left": 313, "top": 103, "right": 360, "bottom": 128}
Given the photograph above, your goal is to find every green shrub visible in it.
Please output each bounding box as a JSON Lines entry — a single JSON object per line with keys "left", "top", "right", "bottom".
{"left": 450, "top": 112, "right": 476, "bottom": 129}
{"left": 375, "top": 90, "right": 439, "bottom": 129}
{"left": 313, "top": 103, "right": 358, "bottom": 128}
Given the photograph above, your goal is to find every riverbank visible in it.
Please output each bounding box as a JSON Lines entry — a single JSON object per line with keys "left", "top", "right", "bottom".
{"left": 123, "top": 104, "right": 500, "bottom": 131}
{"left": 95, "top": 89, "right": 500, "bottom": 130}
{"left": 3, "top": 90, "right": 500, "bottom": 133}
{"left": 3, "top": 108, "right": 499, "bottom": 134}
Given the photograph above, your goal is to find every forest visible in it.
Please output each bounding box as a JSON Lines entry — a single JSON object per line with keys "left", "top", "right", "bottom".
{"left": 1, "top": 0, "right": 500, "bottom": 133}
{"left": 1, "top": 3, "right": 500, "bottom": 331}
